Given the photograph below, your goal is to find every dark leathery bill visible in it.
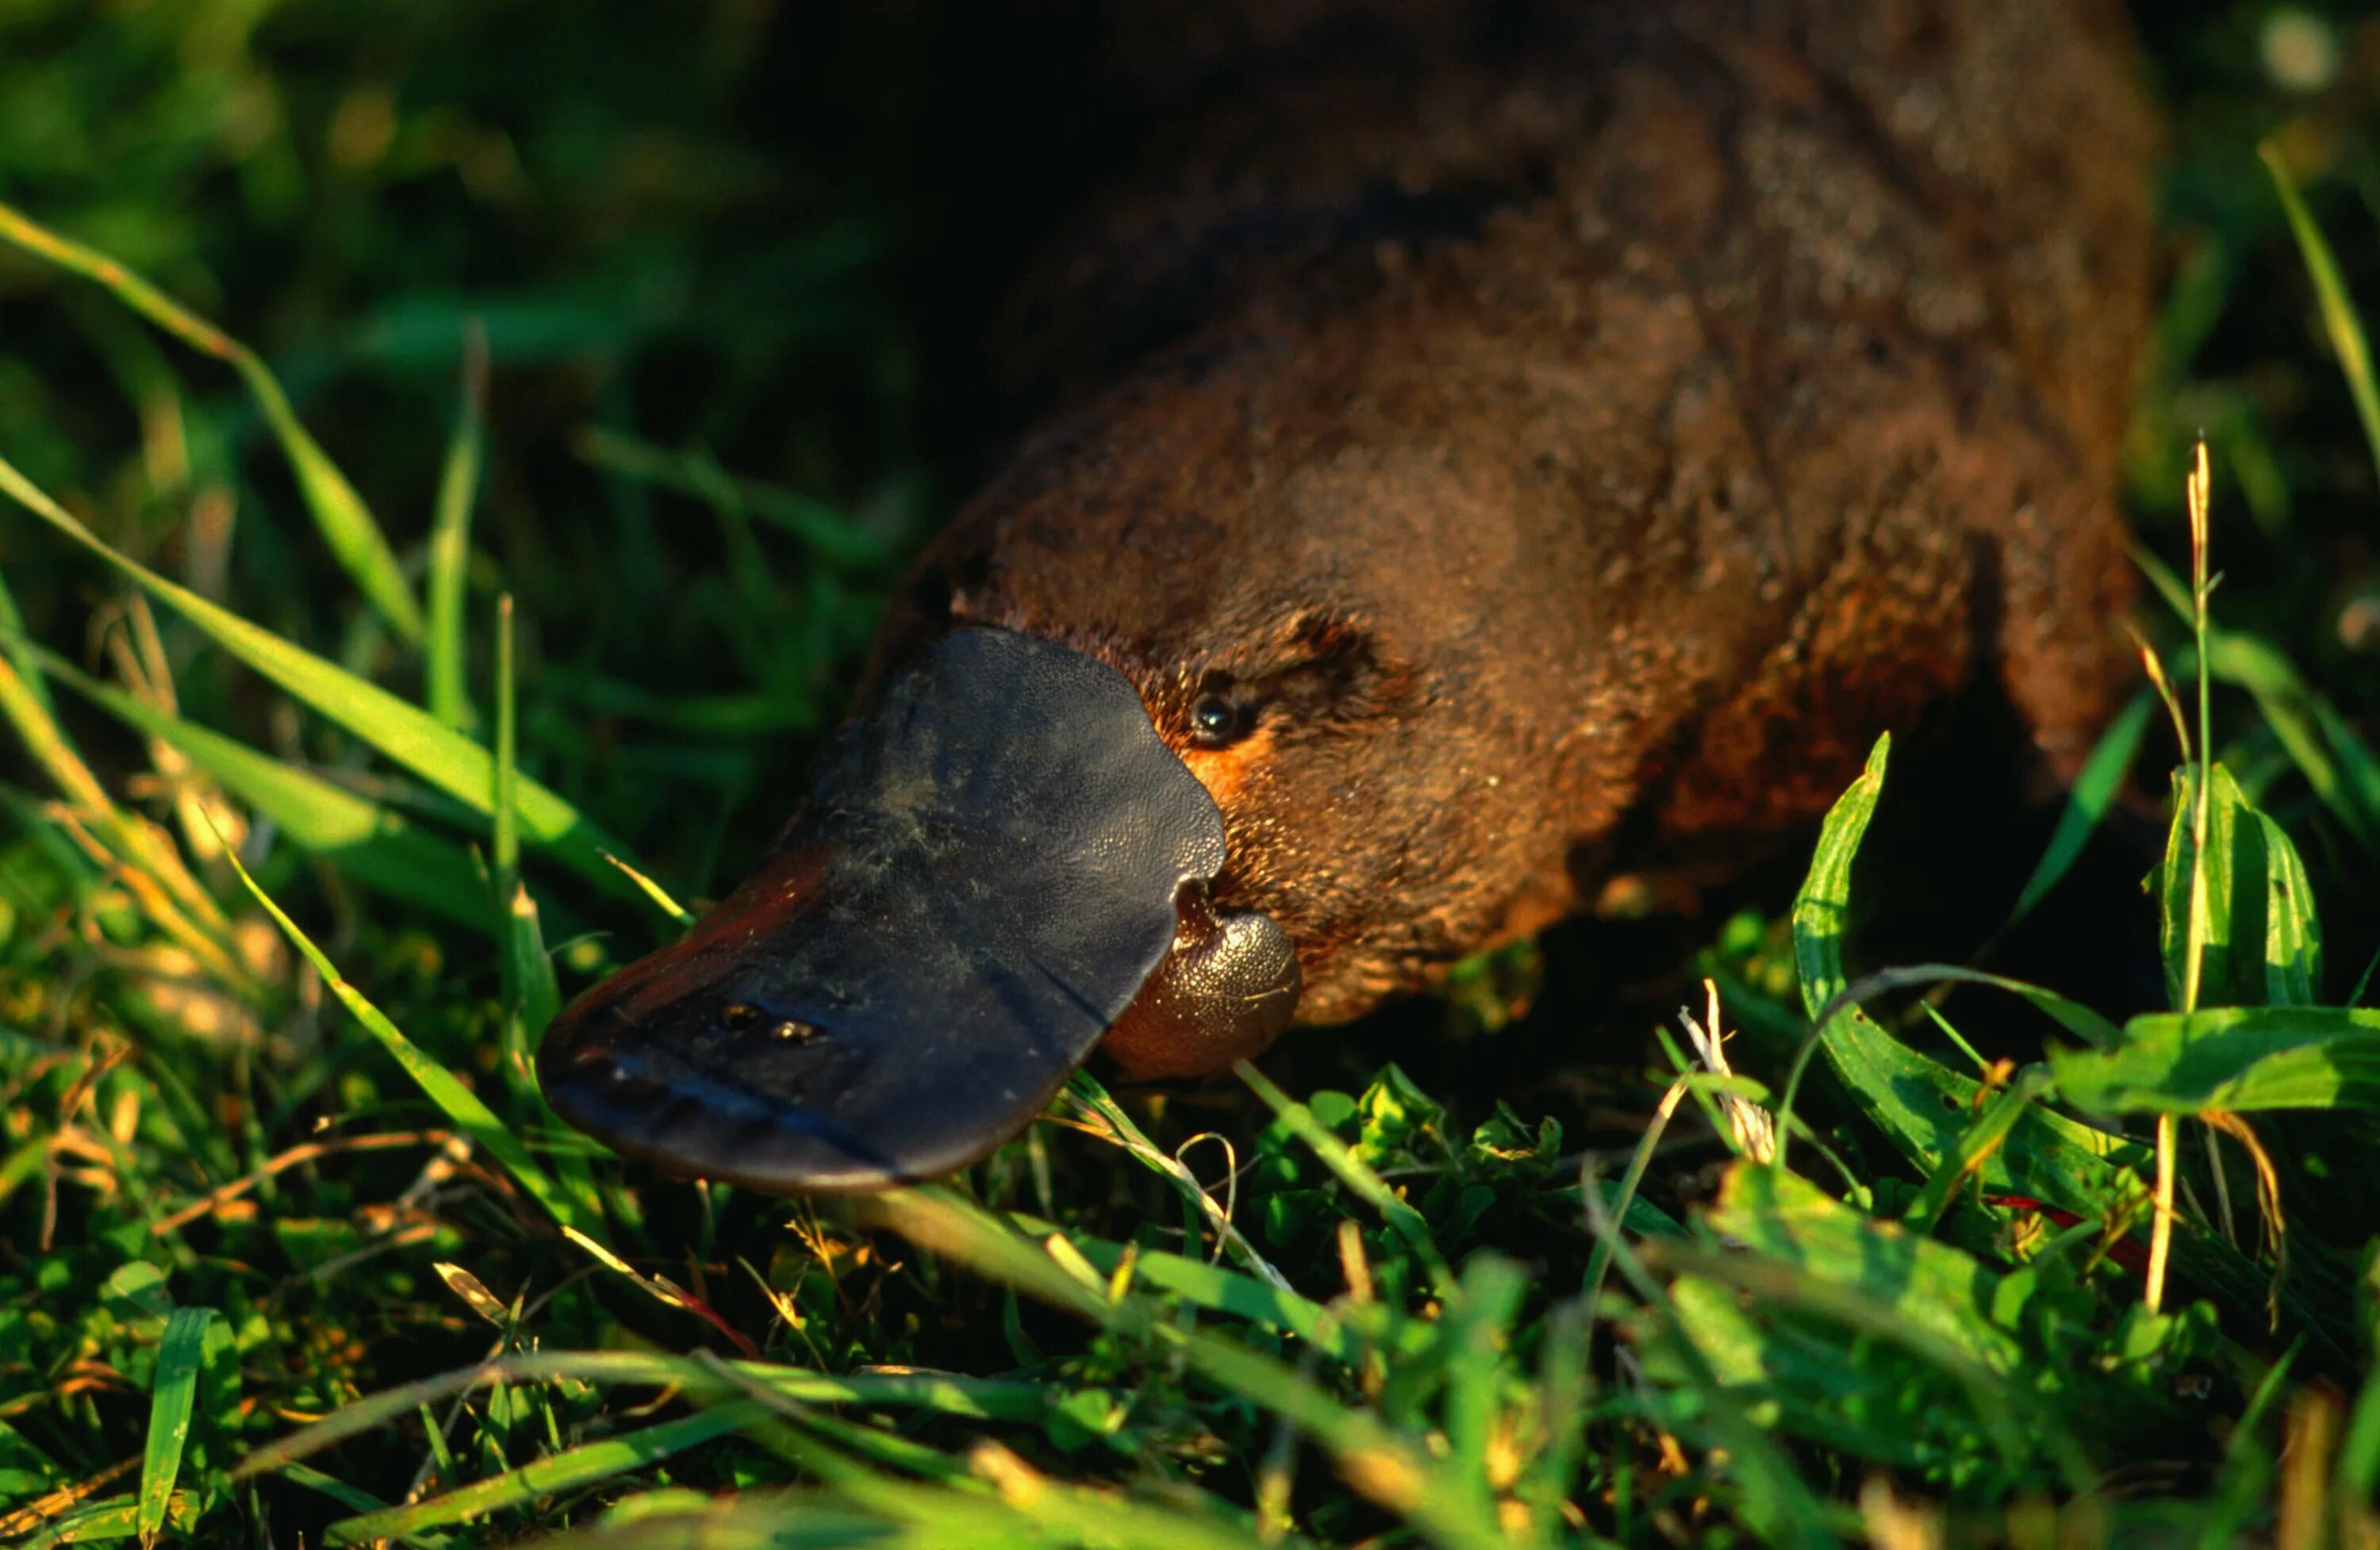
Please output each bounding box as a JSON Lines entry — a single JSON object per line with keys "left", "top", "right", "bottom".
{"left": 536, "top": 627, "right": 1299, "bottom": 1192}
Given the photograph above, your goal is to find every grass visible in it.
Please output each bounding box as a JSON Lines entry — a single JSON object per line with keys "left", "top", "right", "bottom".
{"left": 6, "top": 2, "right": 2380, "bottom": 1546}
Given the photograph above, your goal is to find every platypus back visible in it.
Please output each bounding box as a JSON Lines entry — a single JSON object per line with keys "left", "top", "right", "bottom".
{"left": 541, "top": 0, "right": 2158, "bottom": 1189}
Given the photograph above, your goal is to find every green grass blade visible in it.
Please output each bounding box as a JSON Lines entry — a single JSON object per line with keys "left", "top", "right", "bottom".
{"left": 0, "top": 447, "right": 638, "bottom": 896}
{"left": 1057, "top": 1070, "right": 1290, "bottom": 1290}
{"left": 1791, "top": 734, "right": 1889, "bottom": 1013}
{"left": 574, "top": 426, "right": 893, "bottom": 568}
{"left": 137, "top": 1307, "right": 213, "bottom": 1547}
{"left": 600, "top": 849, "right": 697, "bottom": 926}
{"left": 1016, "top": 1221, "right": 1392, "bottom": 1364}
{"left": 0, "top": 564, "right": 54, "bottom": 718}
{"left": 1669, "top": 1168, "right": 2086, "bottom": 1490}
{"left": 234, "top": 1351, "right": 1062, "bottom": 1480}
{"left": 25, "top": 1495, "right": 144, "bottom": 1550}
{"left": 2342, "top": 1358, "right": 2380, "bottom": 1505}
{"left": 2216, "top": 632, "right": 2380, "bottom": 854}
{"left": 494, "top": 593, "right": 520, "bottom": 886}
{"left": 274, "top": 1464, "right": 420, "bottom": 1529}
{"left": 427, "top": 325, "right": 487, "bottom": 728}
{"left": 2011, "top": 689, "right": 2154, "bottom": 922}
{"left": 2263, "top": 142, "right": 2380, "bottom": 489}
{"left": 492, "top": 594, "right": 566, "bottom": 1113}
{"left": 27, "top": 642, "right": 495, "bottom": 930}
{"left": 324, "top": 1402, "right": 768, "bottom": 1544}
{"left": 0, "top": 198, "right": 423, "bottom": 642}
{"left": 1437, "top": 1254, "right": 1526, "bottom": 1519}
{"left": 211, "top": 831, "right": 588, "bottom": 1232}
{"left": 856, "top": 1186, "right": 1507, "bottom": 1550}
{"left": 1576, "top": 1178, "right": 1844, "bottom": 1547}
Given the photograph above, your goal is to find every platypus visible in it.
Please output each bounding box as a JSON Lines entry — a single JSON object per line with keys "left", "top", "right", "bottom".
{"left": 539, "top": 0, "right": 2156, "bottom": 1191}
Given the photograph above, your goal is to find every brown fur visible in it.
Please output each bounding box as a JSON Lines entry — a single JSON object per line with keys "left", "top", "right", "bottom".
{"left": 873, "top": 0, "right": 2157, "bottom": 1031}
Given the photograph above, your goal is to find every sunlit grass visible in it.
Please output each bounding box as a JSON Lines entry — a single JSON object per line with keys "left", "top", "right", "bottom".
{"left": 5, "top": 10, "right": 2380, "bottom": 1548}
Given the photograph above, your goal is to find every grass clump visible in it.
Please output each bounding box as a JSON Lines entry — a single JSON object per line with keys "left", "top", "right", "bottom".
{"left": 6, "top": 4, "right": 2380, "bottom": 1546}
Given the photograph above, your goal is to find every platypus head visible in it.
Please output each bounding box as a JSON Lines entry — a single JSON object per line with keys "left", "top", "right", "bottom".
{"left": 543, "top": 318, "right": 1597, "bottom": 1192}
{"left": 539, "top": 627, "right": 1303, "bottom": 1191}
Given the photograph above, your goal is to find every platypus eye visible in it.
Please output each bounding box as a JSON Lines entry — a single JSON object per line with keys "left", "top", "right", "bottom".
{"left": 1189, "top": 692, "right": 1247, "bottom": 748}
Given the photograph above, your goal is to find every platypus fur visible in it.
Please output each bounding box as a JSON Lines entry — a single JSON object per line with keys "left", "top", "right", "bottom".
{"left": 539, "top": 0, "right": 2158, "bottom": 1191}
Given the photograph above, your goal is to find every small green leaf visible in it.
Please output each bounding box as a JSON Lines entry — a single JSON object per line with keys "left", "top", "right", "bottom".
{"left": 102, "top": 1262, "right": 174, "bottom": 1323}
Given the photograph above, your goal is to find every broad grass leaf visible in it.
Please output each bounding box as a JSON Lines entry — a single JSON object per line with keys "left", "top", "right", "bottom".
{"left": 0, "top": 451, "right": 638, "bottom": 897}
{"left": 1649, "top": 1167, "right": 2097, "bottom": 1494}
{"left": 137, "top": 1307, "right": 213, "bottom": 1547}
{"left": 22, "top": 1494, "right": 191, "bottom": 1550}
{"left": 2049, "top": 1007, "right": 2380, "bottom": 1115}
{"left": 1790, "top": 736, "right": 2147, "bottom": 1214}
{"left": 2156, "top": 763, "right": 2324, "bottom": 1007}
{"left": 2253, "top": 808, "right": 2323, "bottom": 1006}
{"left": 1706, "top": 1167, "right": 2026, "bottom": 1371}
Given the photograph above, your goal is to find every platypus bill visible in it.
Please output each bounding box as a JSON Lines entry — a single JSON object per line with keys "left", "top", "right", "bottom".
{"left": 537, "top": 628, "right": 1297, "bottom": 1191}
{"left": 538, "top": 0, "right": 2155, "bottom": 1190}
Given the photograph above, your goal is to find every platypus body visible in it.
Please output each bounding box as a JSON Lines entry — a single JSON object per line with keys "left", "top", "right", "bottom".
{"left": 540, "top": 0, "right": 2157, "bottom": 1190}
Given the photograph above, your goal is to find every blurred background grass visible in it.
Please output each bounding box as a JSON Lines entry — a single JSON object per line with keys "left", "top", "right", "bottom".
{"left": 7, "top": 1, "right": 2380, "bottom": 1544}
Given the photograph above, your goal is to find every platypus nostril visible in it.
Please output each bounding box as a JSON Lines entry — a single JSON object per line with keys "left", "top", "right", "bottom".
{"left": 770, "top": 1018, "right": 823, "bottom": 1044}
{"left": 720, "top": 1003, "right": 765, "bottom": 1031}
